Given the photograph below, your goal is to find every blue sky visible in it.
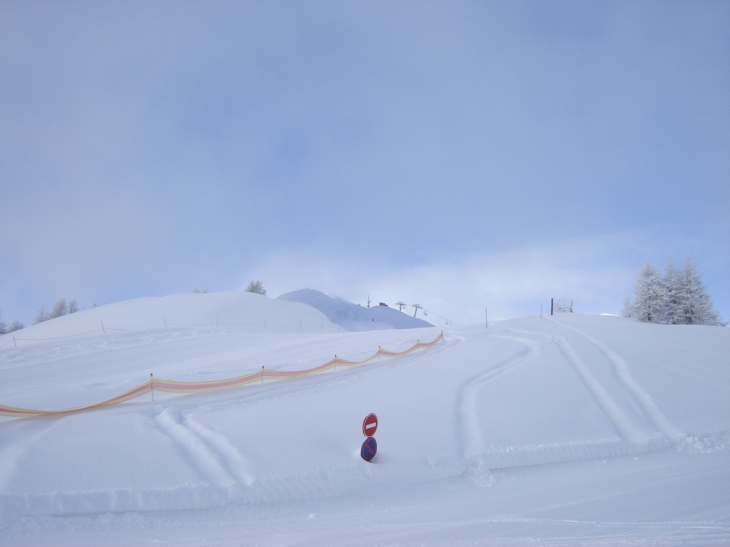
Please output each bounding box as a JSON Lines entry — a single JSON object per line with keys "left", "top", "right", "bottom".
{"left": 1, "top": 1, "right": 728, "bottom": 325}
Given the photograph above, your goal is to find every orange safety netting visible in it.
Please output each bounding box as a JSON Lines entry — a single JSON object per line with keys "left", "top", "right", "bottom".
{"left": 0, "top": 331, "right": 443, "bottom": 419}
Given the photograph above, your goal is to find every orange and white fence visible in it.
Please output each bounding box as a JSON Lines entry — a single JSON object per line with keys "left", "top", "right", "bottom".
{"left": 0, "top": 332, "right": 443, "bottom": 419}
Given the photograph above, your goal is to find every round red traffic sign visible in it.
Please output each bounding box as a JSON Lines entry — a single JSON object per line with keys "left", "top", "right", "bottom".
{"left": 362, "top": 413, "right": 378, "bottom": 437}
{"left": 361, "top": 436, "right": 377, "bottom": 461}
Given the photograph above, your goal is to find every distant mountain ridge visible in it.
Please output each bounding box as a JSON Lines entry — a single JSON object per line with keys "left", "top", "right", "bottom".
{"left": 277, "top": 288, "right": 433, "bottom": 331}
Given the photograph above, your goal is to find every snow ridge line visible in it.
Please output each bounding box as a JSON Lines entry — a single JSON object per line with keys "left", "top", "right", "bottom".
{"left": 553, "top": 319, "right": 684, "bottom": 440}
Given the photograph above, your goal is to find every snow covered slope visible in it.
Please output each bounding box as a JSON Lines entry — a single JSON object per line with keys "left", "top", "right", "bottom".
{"left": 277, "top": 288, "right": 433, "bottom": 331}
{"left": 1, "top": 291, "right": 337, "bottom": 342}
{"left": 0, "top": 297, "right": 728, "bottom": 546}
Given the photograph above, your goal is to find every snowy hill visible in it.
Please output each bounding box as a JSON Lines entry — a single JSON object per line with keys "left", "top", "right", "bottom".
{"left": 1, "top": 291, "right": 338, "bottom": 342}
{"left": 277, "top": 288, "right": 433, "bottom": 331}
{"left": 0, "top": 295, "right": 728, "bottom": 546}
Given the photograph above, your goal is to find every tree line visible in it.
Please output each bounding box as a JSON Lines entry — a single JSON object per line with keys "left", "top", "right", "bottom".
{"left": 0, "top": 297, "right": 82, "bottom": 335}
{"left": 623, "top": 258, "right": 724, "bottom": 326}
{"left": 33, "top": 297, "right": 79, "bottom": 324}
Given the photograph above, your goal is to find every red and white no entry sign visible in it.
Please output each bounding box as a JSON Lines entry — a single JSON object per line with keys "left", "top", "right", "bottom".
{"left": 362, "top": 413, "right": 378, "bottom": 437}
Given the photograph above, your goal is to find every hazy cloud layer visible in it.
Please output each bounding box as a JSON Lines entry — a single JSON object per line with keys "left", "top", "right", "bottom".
{"left": 1, "top": 2, "right": 728, "bottom": 324}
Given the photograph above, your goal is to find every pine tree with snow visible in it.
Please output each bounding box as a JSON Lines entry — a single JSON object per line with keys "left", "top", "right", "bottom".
{"left": 0, "top": 311, "right": 6, "bottom": 335}
{"left": 621, "top": 297, "right": 636, "bottom": 319}
{"left": 660, "top": 259, "right": 683, "bottom": 324}
{"left": 676, "top": 258, "right": 724, "bottom": 326}
{"left": 628, "top": 261, "right": 664, "bottom": 323}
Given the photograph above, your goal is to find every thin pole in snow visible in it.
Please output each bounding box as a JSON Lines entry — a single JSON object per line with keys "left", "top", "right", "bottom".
{"left": 101, "top": 320, "right": 106, "bottom": 334}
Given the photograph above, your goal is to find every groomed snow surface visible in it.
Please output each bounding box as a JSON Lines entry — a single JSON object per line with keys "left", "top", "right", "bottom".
{"left": 1, "top": 291, "right": 728, "bottom": 546}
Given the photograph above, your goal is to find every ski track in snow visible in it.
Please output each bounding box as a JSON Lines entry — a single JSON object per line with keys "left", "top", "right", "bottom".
{"left": 154, "top": 408, "right": 237, "bottom": 490}
{"left": 182, "top": 415, "right": 255, "bottom": 487}
{"left": 551, "top": 317, "right": 685, "bottom": 440}
{"left": 551, "top": 334, "right": 649, "bottom": 444}
{"left": 460, "top": 325, "right": 683, "bottom": 473}
{"left": 459, "top": 334, "right": 537, "bottom": 469}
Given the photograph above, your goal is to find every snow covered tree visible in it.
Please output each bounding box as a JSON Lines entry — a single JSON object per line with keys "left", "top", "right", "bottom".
{"left": 0, "top": 312, "right": 6, "bottom": 335}
{"left": 49, "top": 298, "right": 68, "bottom": 319}
{"left": 675, "top": 258, "right": 724, "bottom": 326}
{"left": 621, "top": 297, "right": 636, "bottom": 319}
{"left": 624, "top": 258, "right": 725, "bottom": 326}
{"left": 659, "top": 260, "right": 682, "bottom": 325}
{"left": 34, "top": 307, "right": 49, "bottom": 324}
{"left": 628, "top": 261, "right": 664, "bottom": 323}
{"left": 245, "top": 280, "right": 267, "bottom": 295}
{"left": 7, "top": 320, "right": 24, "bottom": 333}
{"left": 68, "top": 298, "right": 79, "bottom": 314}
